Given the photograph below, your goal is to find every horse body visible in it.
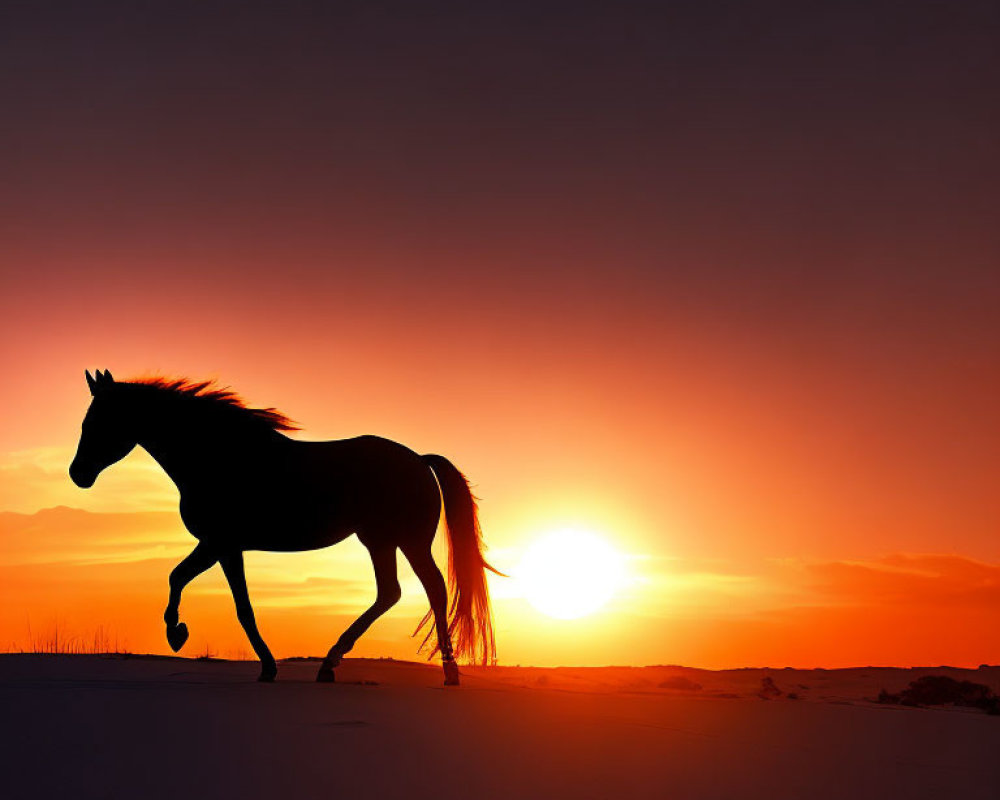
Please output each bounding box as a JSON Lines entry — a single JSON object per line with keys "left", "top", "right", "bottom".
{"left": 171, "top": 435, "right": 441, "bottom": 554}
{"left": 69, "top": 370, "right": 497, "bottom": 683}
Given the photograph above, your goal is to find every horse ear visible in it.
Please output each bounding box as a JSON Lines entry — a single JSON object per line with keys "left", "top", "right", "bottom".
{"left": 86, "top": 370, "right": 97, "bottom": 394}
{"left": 89, "top": 370, "right": 115, "bottom": 393}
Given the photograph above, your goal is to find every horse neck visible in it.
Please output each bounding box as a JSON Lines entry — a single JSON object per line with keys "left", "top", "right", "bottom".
{"left": 137, "top": 407, "right": 263, "bottom": 492}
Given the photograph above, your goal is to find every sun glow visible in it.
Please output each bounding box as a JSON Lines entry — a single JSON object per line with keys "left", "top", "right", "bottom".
{"left": 517, "top": 529, "right": 628, "bottom": 619}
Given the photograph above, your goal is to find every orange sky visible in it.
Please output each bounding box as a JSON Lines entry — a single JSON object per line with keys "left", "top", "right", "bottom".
{"left": 1, "top": 2, "right": 998, "bottom": 667}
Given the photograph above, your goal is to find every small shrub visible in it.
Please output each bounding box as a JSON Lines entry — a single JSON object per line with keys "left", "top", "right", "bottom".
{"left": 877, "top": 688, "right": 898, "bottom": 705}
{"left": 758, "top": 676, "right": 783, "bottom": 700}
{"left": 877, "top": 676, "right": 1000, "bottom": 715}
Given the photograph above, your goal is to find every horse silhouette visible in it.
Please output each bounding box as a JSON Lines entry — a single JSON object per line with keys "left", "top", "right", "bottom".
{"left": 69, "top": 369, "right": 498, "bottom": 683}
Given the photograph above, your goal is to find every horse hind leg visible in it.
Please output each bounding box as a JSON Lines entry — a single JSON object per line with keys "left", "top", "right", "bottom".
{"left": 404, "top": 545, "right": 459, "bottom": 686}
{"left": 317, "top": 545, "right": 401, "bottom": 682}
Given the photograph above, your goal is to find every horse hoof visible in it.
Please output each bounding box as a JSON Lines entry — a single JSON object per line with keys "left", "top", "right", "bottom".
{"left": 258, "top": 665, "right": 277, "bottom": 683}
{"left": 316, "top": 666, "right": 336, "bottom": 683}
{"left": 166, "top": 622, "right": 189, "bottom": 652}
{"left": 443, "top": 660, "right": 460, "bottom": 686}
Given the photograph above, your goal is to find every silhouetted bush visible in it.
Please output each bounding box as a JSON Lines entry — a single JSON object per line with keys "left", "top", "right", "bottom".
{"left": 877, "top": 676, "right": 999, "bottom": 715}
{"left": 876, "top": 688, "right": 896, "bottom": 705}
{"left": 757, "top": 676, "right": 783, "bottom": 699}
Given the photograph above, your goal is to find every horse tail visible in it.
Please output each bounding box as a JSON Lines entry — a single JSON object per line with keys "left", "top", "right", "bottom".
{"left": 418, "top": 454, "right": 501, "bottom": 666}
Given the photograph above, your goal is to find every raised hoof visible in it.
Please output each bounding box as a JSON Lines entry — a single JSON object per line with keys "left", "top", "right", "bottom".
{"left": 166, "top": 622, "right": 189, "bottom": 652}
{"left": 316, "top": 666, "right": 336, "bottom": 683}
{"left": 443, "top": 660, "right": 460, "bottom": 686}
{"left": 258, "top": 664, "right": 277, "bottom": 683}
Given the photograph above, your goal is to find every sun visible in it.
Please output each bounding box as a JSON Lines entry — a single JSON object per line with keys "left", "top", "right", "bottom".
{"left": 517, "top": 528, "right": 628, "bottom": 619}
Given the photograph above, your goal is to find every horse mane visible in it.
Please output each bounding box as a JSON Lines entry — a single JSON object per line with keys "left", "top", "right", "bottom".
{"left": 125, "top": 377, "right": 299, "bottom": 432}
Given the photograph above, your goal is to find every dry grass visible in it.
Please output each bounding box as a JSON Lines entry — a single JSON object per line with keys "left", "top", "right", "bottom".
{"left": 12, "top": 620, "right": 130, "bottom": 655}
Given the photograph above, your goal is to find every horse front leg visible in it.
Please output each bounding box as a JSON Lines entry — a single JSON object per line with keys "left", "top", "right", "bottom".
{"left": 219, "top": 551, "right": 277, "bottom": 682}
{"left": 164, "top": 543, "right": 218, "bottom": 652}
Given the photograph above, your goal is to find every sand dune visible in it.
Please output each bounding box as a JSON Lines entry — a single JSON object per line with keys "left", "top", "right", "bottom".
{"left": 1, "top": 654, "right": 998, "bottom": 799}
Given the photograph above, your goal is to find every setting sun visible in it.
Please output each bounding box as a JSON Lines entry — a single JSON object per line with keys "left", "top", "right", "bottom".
{"left": 517, "top": 529, "right": 628, "bottom": 619}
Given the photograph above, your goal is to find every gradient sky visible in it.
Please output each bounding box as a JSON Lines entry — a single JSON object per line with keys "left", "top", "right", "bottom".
{"left": 1, "top": 1, "right": 998, "bottom": 667}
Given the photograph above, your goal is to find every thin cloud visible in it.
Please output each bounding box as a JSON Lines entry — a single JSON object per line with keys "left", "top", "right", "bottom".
{"left": 0, "top": 507, "right": 188, "bottom": 566}
{"left": 0, "top": 447, "right": 178, "bottom": 514}
{"left": 804, "top": 553, "right": 1000, "bottom": 608}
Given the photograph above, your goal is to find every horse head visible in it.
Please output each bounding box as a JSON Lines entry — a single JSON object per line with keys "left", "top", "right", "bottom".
{"left": 69, "top": 369, "right": 138, "bottom": 488}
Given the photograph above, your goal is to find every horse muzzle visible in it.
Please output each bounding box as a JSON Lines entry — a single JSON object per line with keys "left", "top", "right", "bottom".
{"left": 69, "top": 461, "right": 97, "bottom": 488}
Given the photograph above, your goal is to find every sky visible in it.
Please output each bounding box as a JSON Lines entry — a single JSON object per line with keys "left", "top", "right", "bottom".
{"left": 1, "top": 1, "right": 998, "bottom": 667}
